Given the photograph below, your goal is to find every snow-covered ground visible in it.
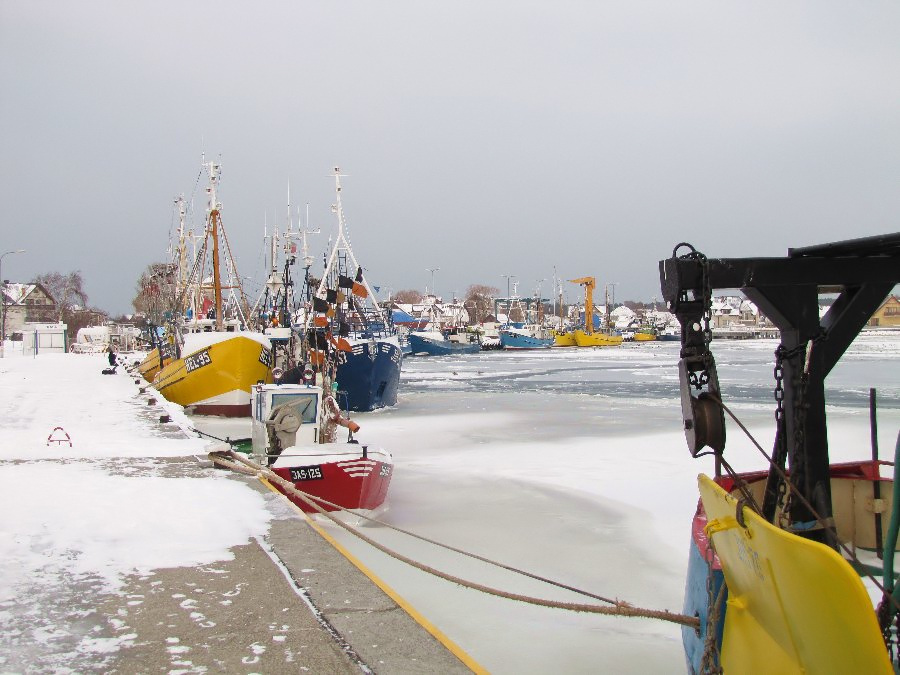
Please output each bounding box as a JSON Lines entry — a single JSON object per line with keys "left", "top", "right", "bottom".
{"left": 1, "top": 332, "right": 898, "bottom": 673}
{"left": 0, "top": 349, "right": 276, "bottom": 671}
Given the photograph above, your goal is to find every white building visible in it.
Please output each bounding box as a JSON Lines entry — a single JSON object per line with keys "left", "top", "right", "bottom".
{"left": 21, "top": 323, "right": 68, "bottom": 354}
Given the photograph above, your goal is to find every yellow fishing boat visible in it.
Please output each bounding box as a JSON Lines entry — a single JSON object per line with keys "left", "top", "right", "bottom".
{"left": 573, "top": 328, "right": 623, "bottom": 347}
{"left": 633, "top": 329, "right": 656, "bottom": 342}
{"left": 137, "top": 346, "right": 164, "bottom": 381}
{"left": 553, "top": 330, "right": 576, "bottom": 346}
{"left": 153, "top": 331, "right": 272, "bottom": 416}
{"left": 144, "top": 161, "right": 273, "bottom": 416}
{"left": 137, "top": 343, "right": 175, "bottom": 382}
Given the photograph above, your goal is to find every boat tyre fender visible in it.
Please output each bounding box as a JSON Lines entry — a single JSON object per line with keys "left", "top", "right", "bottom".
{"left": 324, "top": 395, "right": 360, "bottom": 433}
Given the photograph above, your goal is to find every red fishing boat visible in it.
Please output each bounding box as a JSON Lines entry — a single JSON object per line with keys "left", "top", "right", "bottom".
{"left": 250, "top": 380, "right": 392, "bottom": 514}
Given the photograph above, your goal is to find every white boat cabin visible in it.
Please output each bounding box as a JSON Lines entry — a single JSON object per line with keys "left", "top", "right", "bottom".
{"left": 251, "top": 383, "right": 323, "bottom": 458}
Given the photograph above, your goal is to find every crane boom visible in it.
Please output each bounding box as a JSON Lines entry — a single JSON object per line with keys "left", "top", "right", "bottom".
{"left": 569, "top": 276, "right": 595, "bottom": 334}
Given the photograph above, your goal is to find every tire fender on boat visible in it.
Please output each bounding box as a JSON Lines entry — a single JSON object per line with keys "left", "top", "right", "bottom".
{"left": 324, "top": 395, "right": 360, "bottom": 433}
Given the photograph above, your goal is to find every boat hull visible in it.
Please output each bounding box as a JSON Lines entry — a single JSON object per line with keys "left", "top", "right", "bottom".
{"left": 499, "top": 330, "right": 553, "bottom": 350}
{"left": 137, "top": 344, "right": 175, "bottom": 382}
{"left": 408, "top": 332, "right": 480, "bottom": 356}
{"left": 270, "top": 445, "right": 393, "bottom": 513}
{"left": 153, "top": 334, "right": 273, "bottom": 416}
{"left": 683, "top": 462, "right": 895, "bottom": 674}
{"left": 573, "top": 329, "right": 623, "bottom": 347}
{"left": 336, "top": 337, "right": 402, "bottom": 412}
{"left": 553, "top": 330, "right": 577, "bottom": 347}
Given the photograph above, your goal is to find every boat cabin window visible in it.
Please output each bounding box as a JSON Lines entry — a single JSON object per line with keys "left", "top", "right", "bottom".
{"left": 271, "top": 393, "right": 318, "bottom": 423}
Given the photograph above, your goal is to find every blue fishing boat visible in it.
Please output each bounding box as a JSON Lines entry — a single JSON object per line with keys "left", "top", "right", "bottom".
{"left": 408, "top": 330, "right": 480, "bottom": 356}
{"left": 302, "top": 168, "right": 402, "bottom": 412}
{"left": 335, "top": 334, "right": 402, "bottom": 409}
{"left": 499, "top": 327, "right": 554, "bottom": 350}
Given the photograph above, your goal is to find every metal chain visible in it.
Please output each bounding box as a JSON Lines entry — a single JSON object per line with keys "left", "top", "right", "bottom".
{"left": 773, "top": 346, "right": 791, "bottom": 527}
{"left": 699, "top": 252, "right": 713, "bottom": 349}
{"left": 878, "top": 598, "right": 898, "bottom": 661}
{"left": 773, "top": 334, "right": 828, "bottom": 529}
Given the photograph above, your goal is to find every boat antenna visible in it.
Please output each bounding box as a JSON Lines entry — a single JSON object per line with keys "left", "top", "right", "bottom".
{"left": 300, "top": 202, "right": 318, "bottom": 269}
{"left": 287, "top": 181, "right": 293, "bottom": 232}
{"left": 204, "top": 160, "right": 224, "bottom": 331}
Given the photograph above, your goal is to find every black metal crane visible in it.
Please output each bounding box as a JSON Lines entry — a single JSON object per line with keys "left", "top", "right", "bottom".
{"left": 659, "top": 232, "right": 900, "bottom": 546}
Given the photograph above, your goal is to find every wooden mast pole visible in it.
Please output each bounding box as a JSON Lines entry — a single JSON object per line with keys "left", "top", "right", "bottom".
{"left": 206, "top": 161, "right": 224, "bottom": 331}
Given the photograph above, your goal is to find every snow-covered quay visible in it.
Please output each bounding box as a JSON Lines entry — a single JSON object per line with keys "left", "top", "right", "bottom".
{"left": 0, "top": 351, "right": 284, "bottom": 671}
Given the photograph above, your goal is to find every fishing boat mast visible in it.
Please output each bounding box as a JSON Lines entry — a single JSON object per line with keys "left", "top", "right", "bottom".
{"left": 317, "top": 167, "right": 383, "bottom": 312}
{"left": 203, "top": 160, "right": 225, "bottom": 331}
{"left": 172, "top": 196, "right": 187, "bottom": 299}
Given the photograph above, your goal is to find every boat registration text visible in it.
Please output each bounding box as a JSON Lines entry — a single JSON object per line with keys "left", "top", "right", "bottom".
{"left": 185, "top": 349, "right": 211, "bottom": 373}
{"left": 289, "top": 465, "right": 324, "bottom": 481}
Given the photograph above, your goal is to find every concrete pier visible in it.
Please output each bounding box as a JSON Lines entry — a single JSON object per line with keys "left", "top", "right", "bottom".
{"left": 98, "top": 458, "right": 477, "bottom": 673}
{"left": 0, "top": 353, "right": 479, "bottom": 674}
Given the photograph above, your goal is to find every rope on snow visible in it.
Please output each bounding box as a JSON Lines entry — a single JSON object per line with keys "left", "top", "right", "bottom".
{"left": 209, "top": 448, "right": 700, "bottom": 630}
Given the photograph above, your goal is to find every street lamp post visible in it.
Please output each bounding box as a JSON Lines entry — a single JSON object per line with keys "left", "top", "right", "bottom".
{"left": 501, "top": 274, "right": 515, "bottom": 324}
{"left": 1, "top": 249, "right": 26, "bottom": 358}
{"left": 535, "top": 278, "right": 547, "bottom": 322}
{"left": 426, "top": 267, "right": 440, "bottom": 298}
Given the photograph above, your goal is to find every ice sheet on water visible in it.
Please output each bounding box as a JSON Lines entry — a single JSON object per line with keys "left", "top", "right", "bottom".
{"left": 323, "top": 332, "right": 900, "bottom": 673}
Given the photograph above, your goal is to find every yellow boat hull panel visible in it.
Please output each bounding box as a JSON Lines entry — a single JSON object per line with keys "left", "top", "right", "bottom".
{"left": 573, "top": 329, "right": 623, "bottom": 347}
{"left": 153, "top": 335, "right": 272, "bottom": 416}
{"left": 137, "top": 347, "right": 168, "bottom": 382}
{"left": 699, "top": 474, "right": 891, "bottom": 674}
{"left": 553, "top": 330, "right": 577, "bottom": 347}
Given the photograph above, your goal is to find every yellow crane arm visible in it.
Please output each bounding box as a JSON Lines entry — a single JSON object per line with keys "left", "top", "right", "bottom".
{"left": 569, "top": 277, "right": 595, "bottom": 334}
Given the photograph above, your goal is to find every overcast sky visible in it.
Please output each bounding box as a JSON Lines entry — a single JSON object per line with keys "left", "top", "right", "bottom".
{"left": 2, "top": 1, "right": 899, "bottom": 315}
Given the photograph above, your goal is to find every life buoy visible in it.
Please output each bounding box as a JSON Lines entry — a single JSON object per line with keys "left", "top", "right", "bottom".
{"left": 324, "top": 395, "right": 360, "bottom": 433}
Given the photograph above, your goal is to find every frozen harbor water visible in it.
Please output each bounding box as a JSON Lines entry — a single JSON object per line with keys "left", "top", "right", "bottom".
{"left": 304, "top": 332, "right": 900, "bottom": 673}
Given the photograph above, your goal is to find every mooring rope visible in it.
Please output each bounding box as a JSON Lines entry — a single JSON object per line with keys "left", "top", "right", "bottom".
{"left": 209, "top": 448, "right": 699, "bottom": 629}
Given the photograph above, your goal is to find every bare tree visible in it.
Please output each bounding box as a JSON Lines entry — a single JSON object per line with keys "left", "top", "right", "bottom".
{"left": 464, "top": 284, "right": 498, "bottom": 324}
{"left": 132, "top": 263, "right": 177, "bottom": 324}
{"left": 392, "top": 289, "right": 423, "bottom": 304}
{"left": 30, "top": 271, "right": 108, "bottom": 339}
{"left": 31, "top": 271, "right": 89, "bottom": 322}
